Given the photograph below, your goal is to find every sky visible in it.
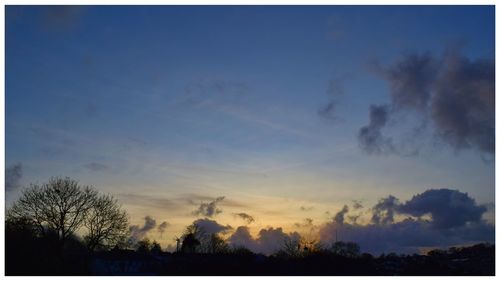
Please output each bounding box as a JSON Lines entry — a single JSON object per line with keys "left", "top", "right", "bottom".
{"left": 5, "top": 5, "right": 495, "bottom": 254}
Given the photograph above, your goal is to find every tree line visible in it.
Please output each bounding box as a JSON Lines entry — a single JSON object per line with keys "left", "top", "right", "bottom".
{"left": 5, "top": 176, "right": 495, "bottom": 276}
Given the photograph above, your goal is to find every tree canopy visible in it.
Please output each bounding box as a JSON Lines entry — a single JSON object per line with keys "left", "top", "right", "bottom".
{"left": 7, "top": 177, "right": 129, "bottom": 251}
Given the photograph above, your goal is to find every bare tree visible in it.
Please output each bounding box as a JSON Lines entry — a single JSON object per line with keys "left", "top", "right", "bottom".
{"left": 205, "top": 234, "right": 229, "bottom": 254}
{"left": 8, "top": 177, "right": 96, "bottom": 250}
{"left": 83, "top": 193, "right": 129, "bottom": 251}
{"left": 276, "top": 237, "right": 302, "bottom": 258}
{"left": 6, "top": 177, "right": 129, "bottom": 253}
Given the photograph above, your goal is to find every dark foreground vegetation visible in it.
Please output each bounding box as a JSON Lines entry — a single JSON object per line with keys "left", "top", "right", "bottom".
{"left": 6, "top": 231, "right": 495, "bottom": 276}
{"left": 5, "top": 177, "right": 495, "bottom": 276}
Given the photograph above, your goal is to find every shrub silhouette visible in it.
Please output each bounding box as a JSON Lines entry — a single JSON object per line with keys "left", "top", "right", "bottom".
{"left": 151, "top": 240, "right": 163, "bottom": 254}
{"left": 330, "top": 241, "right": 361, "bottom": 258}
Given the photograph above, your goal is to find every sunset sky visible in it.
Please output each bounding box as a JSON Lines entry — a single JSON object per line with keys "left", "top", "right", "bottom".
{"left": 5, "top": 6, "right": 495, "bottom": 254}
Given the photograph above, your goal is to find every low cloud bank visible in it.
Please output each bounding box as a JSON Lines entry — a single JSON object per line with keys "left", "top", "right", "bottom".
{"left": 319, "top": 189, "right": 493, "bottom": 255}
{"left": 228, "top": 226, "right": 301, "bottom": 255}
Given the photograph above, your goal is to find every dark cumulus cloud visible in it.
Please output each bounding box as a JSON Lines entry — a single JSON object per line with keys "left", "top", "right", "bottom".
{"left": 193, "top": 218, "right": 232, "bottom": 235}
{"left": 399, "top": 189, "right": 487, "bottom": 229}
{"left": 358, "top": 104, "right": 394, "bottom": 154}
{"left": 334, "top": 205, "right": 349, "bottom": 224}
{"left": 192, "top": 196, "right": 225, "bottom": 217}
{"left": 228, "top": 226, "right": 301, "bottom": 255}
{"left": 129, "top": 216, "right": 157, "bottom": 244}
{"left": 362, "top": 50, "right": 494, "bottom": 157}
{"left": 371, "top": 195, "right": 400, "bottom": 225}
{"left": 319, "top": 188, "right": 492, "bottom": 255}
{"left": 233, "top": 212, "right": 255, "bottom": 224}
{"left": 157, "top": 221, "right": 170, "bottom": 237}
{"left": 352, "top": 200, "right": 363, "bottom": 210}
{"left": 6, "top": 163, "right": 23, "bottom": 192}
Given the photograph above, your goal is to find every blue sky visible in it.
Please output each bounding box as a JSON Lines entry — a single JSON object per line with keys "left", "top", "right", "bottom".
{"left": 5, "top": 6, "right": 495, "bottom": 253}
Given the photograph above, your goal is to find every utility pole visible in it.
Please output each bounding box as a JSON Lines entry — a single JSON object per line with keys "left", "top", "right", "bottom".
{"left": 175, "top": 237, "right": 181, "bottom": 252}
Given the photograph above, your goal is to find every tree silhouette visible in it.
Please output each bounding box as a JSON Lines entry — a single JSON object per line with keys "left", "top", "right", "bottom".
{"left": 330, "top": 241, "right": 360, "bottom": 258}
{"left": 136, "top": 238, "right": 153, "bottom": 253}
{"left": 7, "top": 177, "right": 97, "bottom": 252}
{"left": 181, "top": 233, "right": 200, "bottom": 253}
{"left": 180, "top": 224, "right": 202, "bottom": 253}
{"left": 277, "top": 236, "right": 302, "bottom": 258}
{"left": 205, "top": 234, "right": 229, "bottom": 254}
{"left": 151, "top": 240, "right": 162, "bottom": 254}
{"left": 83, "top": 193, "right": 129, "bottom": 251}
{"left": 6, "top": 177, "right": 129, "bottom": 254}
{"left": 179, "top": 223, "right": 230, "bottom": 254}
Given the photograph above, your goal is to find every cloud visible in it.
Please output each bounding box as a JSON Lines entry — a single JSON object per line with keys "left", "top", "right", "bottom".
{"left": 378, "top": 52, "right": 438, "bottom": 111}
{"left": 192, "top": 196, "right": 225, "bottom": 217}
{"left": 6, "top": 163, "right": 23, "bottom": 192}
{"left": 83, "top": 162, "right": 109, "bottom": 172}
{"left": 228, "top": 226, "right": 257, "bottom": 250}
{"left": 369, "top": 189, "right": 487, "bottom": 228}
{"left": 320, "top": 217, "right": 493, "bottom": 256}
{"left": 371, "top": 195, "right": 400, "bottom": 225}
{"left": 192, "top": 218, "right": 232, "bottom": 235}
{"left": 157, "top": 221, "right": 170, "bottom": 236}
{"left": 117, "top": 193, "right": 248, "bottom": 215}
{"left": 318, "top": 78, "right": 344, "bottom": 120}
{"left": 364, "top": 49, "right": 495, "bottom": 157}
{"left": 183, "top": 193, "right": 248, "bottom": 208}
{"left": 334, "top": 205, "right": 349, "bottom": 224}
{"left": 294, "top": 218, "right": 314, "bottom": 228}
{"left": 257, "top": 227, "right": 301, "bottom": 255}
{"left": 228, "top": 226, "right": 301, "bottom": 255}
{"left": 129, "top": 216, "right": 157, "bottom": 244}
{"left": 398, "top": 189, "right": 487, "bottom": 229}
{"left": 358, "top": 104, "right": 394, "bottom": 154}
{"left": 233, "top": 212, "right": 255, "bottom": 224}
{"left": 352, "top": 200, "right": 363, "bottom": 210}
{"left": 318, "top": 188, "right": 493, "bottom": 255}
{"left": 431, "top": 51, "right": 494, "bottom": 155}
{"left": 347, "top": 215, "right": 361, "bottom": 224}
